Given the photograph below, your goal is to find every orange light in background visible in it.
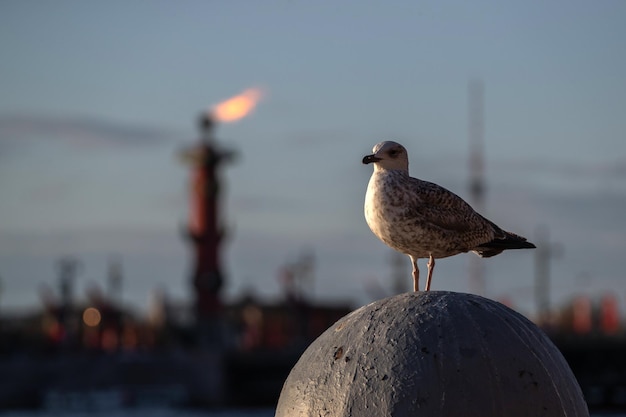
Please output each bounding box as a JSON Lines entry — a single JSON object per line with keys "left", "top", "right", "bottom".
{"left": 42, "top": 315, "right": 65, "bottom": 343}
{"left": 211, "top": 88, "right": 264, "bottom": 122}
{"left": 572, "top": 296, "right": 592, "bottom": 334}
{"left": 101, "top": 328, "right": 119, "bottom": 352}
{"left": 83, "top": 307, "right": 102, "bottom": 327}
{"left": 601, "top": 294, "right": 620, "bottom": 335}
{"left": 122, "top": 324, "right": 139, "bottom": 350}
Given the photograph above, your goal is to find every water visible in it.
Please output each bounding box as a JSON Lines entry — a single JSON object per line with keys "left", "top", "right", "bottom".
{"left": 0, "top": 410, "right": 274, "bottom": 417}
{"left": 1, "top": 409, "right": 623, "bottom": 417}
{"left": 1, "top": 409, "right": 624, "bottom": 417}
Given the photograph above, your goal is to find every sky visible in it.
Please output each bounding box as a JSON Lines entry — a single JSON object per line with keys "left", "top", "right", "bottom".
{"left": 1, "top": 0, "right": 625, "bottom": 318}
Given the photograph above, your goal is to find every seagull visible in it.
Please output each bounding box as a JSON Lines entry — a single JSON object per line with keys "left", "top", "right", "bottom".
{"left": 363, "top": 141, "right": 536, "bottom": 292}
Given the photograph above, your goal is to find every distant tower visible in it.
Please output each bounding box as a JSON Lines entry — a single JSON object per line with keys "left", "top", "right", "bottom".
{"left": 57, "top": 257, "right": 81, "bottom": 317}
{"left": 107, "top": 256, "right": 123, "bottom": 306}
{"left": 279, "top": 249, "right": 316, "bottom": 302}
{"left": 180, "top": 114, "right": 236, "bottom": 346}
{"left": 468, "top": 79, "right": 486, "bottom": 295}
{"left": 534, "top": 226, "right": 562, "bottom": 324}
{"left": 55, "top": 256, "right": 82, "bottom": 346}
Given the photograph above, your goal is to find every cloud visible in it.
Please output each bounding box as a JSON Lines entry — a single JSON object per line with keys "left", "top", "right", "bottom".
{"left": 281, "top": 127, "right": 355, "bottom": 149}
{"left": 0, "top": 227, "right": 185, "bottom": 258}
{"left": 491, "top": 156, "right": 626, "bottom": 180}
{"left": 0, "top": 114, "right": 178, "bottom": 150}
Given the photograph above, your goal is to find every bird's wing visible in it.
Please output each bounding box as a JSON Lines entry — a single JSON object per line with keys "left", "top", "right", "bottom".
{"left": 403, "top": 177, "right": 499, "bottom": 236}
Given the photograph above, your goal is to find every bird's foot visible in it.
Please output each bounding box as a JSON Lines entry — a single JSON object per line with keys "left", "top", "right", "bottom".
{"left": 425, "top": 255, "right": 435, "bottom": 291}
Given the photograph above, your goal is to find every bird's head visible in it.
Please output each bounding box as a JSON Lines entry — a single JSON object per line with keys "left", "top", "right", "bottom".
{"left": 362, "top": 141, "right": 409, "bottom": 172}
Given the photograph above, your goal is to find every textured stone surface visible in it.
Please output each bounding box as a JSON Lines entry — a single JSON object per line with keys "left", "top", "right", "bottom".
{"left": 275, "top": 291, "right": 588, "bottom": 417}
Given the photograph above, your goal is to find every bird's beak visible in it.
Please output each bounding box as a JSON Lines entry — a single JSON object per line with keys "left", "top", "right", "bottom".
{"left": 362, "top": 154, "right": 381, "bottom": 165}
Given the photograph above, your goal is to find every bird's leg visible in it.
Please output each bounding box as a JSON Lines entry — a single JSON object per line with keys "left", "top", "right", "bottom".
{"left": 410, "top": 255, "right": 419, "bottom": 292}
{"left": 425, "top": 255, "right": 435, "bottom": 291}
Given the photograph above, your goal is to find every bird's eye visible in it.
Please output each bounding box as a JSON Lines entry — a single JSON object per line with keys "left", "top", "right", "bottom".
{"left": 389, "top": 149, "right": 399, "bottom": 157}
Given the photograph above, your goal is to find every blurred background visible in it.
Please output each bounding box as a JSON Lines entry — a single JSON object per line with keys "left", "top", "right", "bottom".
{"left": 0, "top": 0, "right": 625, "bottom": 415}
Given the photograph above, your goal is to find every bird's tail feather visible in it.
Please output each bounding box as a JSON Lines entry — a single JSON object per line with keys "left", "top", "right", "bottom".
{"left": 473, "top": 231, "right": 536, "bottom": 258}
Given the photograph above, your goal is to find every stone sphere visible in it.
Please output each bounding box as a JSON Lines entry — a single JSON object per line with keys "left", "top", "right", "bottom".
{"left": 276, "top": 291, "right": 588, "bottom": 417}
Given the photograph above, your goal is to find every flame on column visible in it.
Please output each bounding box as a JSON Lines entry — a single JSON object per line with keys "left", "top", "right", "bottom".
{"left": 211, "top": 88, "right": 264, "bottom": 123}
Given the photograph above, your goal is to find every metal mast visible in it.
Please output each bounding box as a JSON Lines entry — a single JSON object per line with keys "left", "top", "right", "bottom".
{"left": 534, "top": 226, "right": 561, "bottom": 324}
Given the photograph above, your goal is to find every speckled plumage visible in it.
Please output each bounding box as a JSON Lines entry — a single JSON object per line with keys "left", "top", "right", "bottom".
{"left": 363, "top": 141, "right": 535, "bottom": 291}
